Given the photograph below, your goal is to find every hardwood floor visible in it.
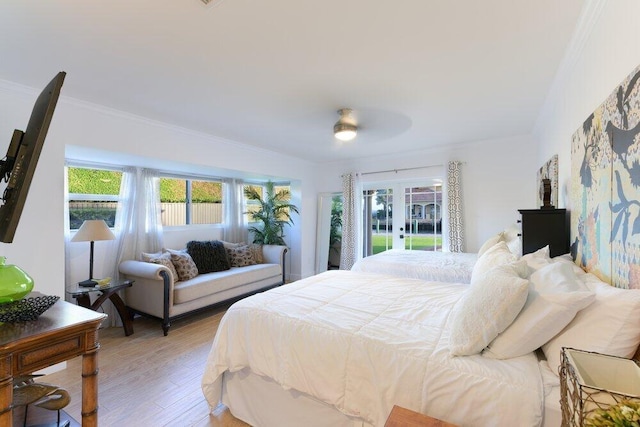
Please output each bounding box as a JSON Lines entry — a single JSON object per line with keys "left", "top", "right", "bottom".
{"left": 40, "top": 306, "right": 250, "bottom": 427}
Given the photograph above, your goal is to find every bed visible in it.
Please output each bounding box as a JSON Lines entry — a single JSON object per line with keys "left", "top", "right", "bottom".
{"left": 350, "top": 249, "right": 477, "bottom": 283}
{"left": 349, "top": 227, "right": 520, "bottom": 283}
{"left": 202, "top": 249, "right": 640, "bottom": 427}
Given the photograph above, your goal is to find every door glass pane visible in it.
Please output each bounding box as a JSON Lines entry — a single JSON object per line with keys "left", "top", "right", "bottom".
{"left": 369, "top": 188, "right": 393, "bottom": 255}
{"left": 404, "top": 185, "right": 442, "bottom": 251}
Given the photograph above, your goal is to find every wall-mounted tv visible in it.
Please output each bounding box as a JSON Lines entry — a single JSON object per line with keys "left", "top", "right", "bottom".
{"left": 0, "top": 72, "right": 66, "bottom": 243}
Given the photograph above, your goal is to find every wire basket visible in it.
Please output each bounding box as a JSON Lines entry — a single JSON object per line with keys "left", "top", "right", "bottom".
{"left": 560, "top": 347, "right": 640, "bottom": 426}
{"left": 0, "top": 295, "right": 59, "bottom": 322}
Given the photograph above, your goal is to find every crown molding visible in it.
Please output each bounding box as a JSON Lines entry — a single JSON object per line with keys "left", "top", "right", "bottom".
{"left": 533, "top": 0, "right": 608, "bottom": 135}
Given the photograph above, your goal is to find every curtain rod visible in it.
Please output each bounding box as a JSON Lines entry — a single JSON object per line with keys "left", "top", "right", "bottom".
{"left": 356, "top": 164, "right": 444, "bottom": 177}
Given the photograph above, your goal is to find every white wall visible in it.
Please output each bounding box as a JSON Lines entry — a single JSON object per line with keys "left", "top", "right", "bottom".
{"left": 534, "top": 0, "right": 640, "bottom": 208}
{"left": 0, "top": 82, "right": 319, "bottom": 297}
{"left": 319, "top": 134, "right": 538, "bottom": 252}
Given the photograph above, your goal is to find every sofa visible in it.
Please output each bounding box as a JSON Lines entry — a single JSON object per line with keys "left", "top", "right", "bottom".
{"left": 119, "top": 243, "right": 288, "bottom": 335}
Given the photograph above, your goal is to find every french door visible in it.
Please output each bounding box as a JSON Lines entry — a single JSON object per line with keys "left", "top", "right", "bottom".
{"left": 363, "top": 181, "right": 442, "bottom": 255}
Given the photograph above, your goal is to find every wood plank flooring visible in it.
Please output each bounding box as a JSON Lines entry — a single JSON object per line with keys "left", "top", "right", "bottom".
{"left": 40, "top": 306, "right": 250, "bottom": 427}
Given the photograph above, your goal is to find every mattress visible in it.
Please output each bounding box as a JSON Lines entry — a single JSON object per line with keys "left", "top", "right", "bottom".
{"left": 350, "top": 249, "right": 476, "bottom": 283}
{"left": 202, "top": 270, "right": 544, "bottom": 426}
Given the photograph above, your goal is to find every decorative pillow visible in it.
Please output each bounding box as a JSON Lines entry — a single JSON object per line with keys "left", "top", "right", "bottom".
{"left": 542, "top": 273, "right": 640, "bottom": 375}
{"left": 227, "top": 245, "right": 257, "bottom": 267}
{"left": 484, "top": 262, "right": 595, "bottom": 359}
{"left": 186, "top": 240, "right": 230, "bottom": 273}
{"left": 477, "top": 232, "right": 504, "bottom": 257}
{"left": 145, "top": 251, "right": 179, "bottom": 283}
{"left": 471, "top": 241, "right": 518, "bottom": 282}
{"left": 449, "top": 261, "right": 530, "bottom": 356}
{"left": 247, "top": 243, "right": 264, "bottom": 264}
{"left": 141, "top": 251, "right": 163, "bottom": 262}
{"left": 220, "top": 240, "right": 245, "bottom": 249}
{"left": 167, "top": 249, "right": 199, "bottom": 281}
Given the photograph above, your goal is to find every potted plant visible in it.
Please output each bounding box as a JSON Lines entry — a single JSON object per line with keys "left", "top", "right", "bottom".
{"left": 244, "top": 181, "right": 299, "bottom": 246}
{"left": 328, "top": 196, "right": 342, "bottom": 269}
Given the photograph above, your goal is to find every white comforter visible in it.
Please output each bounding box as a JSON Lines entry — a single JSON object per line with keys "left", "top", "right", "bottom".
{"left": 202, "top": 271, "right": 544, "bottom": 427}
{"left": 351, "top": 249, "right": 477, "bottom": 283}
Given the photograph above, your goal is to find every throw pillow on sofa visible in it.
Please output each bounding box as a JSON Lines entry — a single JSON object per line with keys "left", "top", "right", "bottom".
{"left": 143, "top": 251, "right": 179, "bottom": 283}
{"left": 227, "top": 245, "right": 257, "bottom": 267}
{"left": 186, "top": 240, "right": 230, "bottom": 273}
{"left": 247, "top": 243, "right": 264, "bottom": 264}
{"left": 167, "top": 249, "right": 199, "bottom": 281}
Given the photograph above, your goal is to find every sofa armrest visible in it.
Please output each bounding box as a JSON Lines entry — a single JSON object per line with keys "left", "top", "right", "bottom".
{"left": 119, "top": 260, "right": 173, "bottom": 335}
{"left": 262, "top": 245, "right": 288, "bottom": 284}
{"left": 119, "top": 260, "right": 170, "bottom": 281}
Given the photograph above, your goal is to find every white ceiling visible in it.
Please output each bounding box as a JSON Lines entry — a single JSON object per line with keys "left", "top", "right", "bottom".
{"left": 0, "top": 0, "right": 584, "bottom": 163}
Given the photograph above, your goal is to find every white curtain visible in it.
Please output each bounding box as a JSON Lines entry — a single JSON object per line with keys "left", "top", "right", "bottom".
{"left": 339, "top": 172, "right": 363, "bottom": 270}
{"left": 446, "top": 161, "right": 465, "bottom": 252}
{"left": 110, "top": 167, "right": 164, "bottom": 277}
{"left": 223, "top": 178, "right": 248, "bottom": 243}
{"left": 63, "top": 166, "right": 73, "bottom": 300}
{"left": 103, "top": 167, "right": 163, "bottom": 326}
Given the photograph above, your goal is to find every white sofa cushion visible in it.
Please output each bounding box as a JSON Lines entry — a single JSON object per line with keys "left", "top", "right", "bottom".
{"left": 173, "top": 263, "right": 282, "bottom": 304}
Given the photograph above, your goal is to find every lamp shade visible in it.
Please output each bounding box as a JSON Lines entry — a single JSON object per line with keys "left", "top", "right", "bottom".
{"left": 71, "top": 220, "right": 115, "bottom": 242}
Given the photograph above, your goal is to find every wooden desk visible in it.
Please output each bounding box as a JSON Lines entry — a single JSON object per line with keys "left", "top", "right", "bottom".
{"left": 385, "top": 405, "right": 458, "bottom": 427}
{"left": 0, "top": 298, "right": 106, "bottom": 426}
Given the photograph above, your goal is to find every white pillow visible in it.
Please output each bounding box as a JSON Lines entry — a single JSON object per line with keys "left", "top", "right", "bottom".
{"left": 471, "top": 241, "right": 518, "bottom": 282}
{"left": 520, "top": 245, "right": 551, "bottom": 274}
{"left": 477, "top": 232, "right": 504, "bottom": 257}
{"left": 484, "top": 262, "right": 595, "bottom": 359}
{"left": 542, "top": 273, "right": 640, "bottom": 375}
{"left": 503, "top": 224, "right": 522, "bottom": 257}
{"left": 449, "top": 261, "right": 529, "bottom": 356}
{"left": 551, "top": 253, "right": 587, "bottom": 278}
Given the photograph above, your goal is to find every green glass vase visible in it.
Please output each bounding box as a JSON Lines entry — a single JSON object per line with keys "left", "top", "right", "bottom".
{"left": 0, "top": 257, "right": 34, "bottom": 304}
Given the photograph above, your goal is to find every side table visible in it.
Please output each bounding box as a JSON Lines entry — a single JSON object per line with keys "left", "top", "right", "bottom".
{"left": 68, "top": 280, "right": 134, "bottom": 336}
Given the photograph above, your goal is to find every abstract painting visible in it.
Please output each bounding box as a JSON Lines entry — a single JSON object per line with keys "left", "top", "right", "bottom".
{"left": 571, "top": 63, "right": 640, "bottom": 289}
{"left": 537, "top": 155, "right": 558, "bottom": 208}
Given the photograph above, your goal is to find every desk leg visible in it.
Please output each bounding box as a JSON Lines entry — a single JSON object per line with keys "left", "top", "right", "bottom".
{"left": 81, "top": 341, "right": 100, "bottom": 427}
{"left": 0, "top": 355, "right": 12, "bottom": 426}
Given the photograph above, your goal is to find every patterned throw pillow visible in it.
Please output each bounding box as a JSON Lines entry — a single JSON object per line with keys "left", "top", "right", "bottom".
{"left": 227, "top": 245, "right": 257, "bottom": 267}
{"left": 247, "top": 243, "right": 264, "bottom": 264}
{"left": 146, "top": 252, "right": 179, "bottom": 283}
{"left": 167, "top": 249, "right": 198, "bottom": 281}
{"left": 186, "top": 240, "right": 230, "bottom": 273}
{"left": 141, "top": 251, "right": 163, "bottom": 262}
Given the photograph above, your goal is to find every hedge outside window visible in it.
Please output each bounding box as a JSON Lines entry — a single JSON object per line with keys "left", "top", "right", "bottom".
{"left": 68, "top": 167, "right": 122, "bottom": 230}
{"left": 160, "top": 177, "right": 223, "bottom": 226}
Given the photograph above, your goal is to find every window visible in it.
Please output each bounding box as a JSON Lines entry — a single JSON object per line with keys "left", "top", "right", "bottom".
{"left": 68, "top": 167, "right": 122, "bottom": 229}
{"left": 242, "top": 183, "right": 292, "bottom": 223}
{"left": 160, "top": 177, "right": 223, "bottom": 226}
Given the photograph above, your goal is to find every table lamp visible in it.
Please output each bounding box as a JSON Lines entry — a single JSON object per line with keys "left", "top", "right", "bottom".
{"left": 71, "top": 220, "right": 116, "bottom": 287}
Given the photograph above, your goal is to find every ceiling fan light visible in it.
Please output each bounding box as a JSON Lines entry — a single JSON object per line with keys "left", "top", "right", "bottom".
{"left": 334, "top": 108, "right": 358, "bottom": 141}
{"left": 334, "top": 123, "right": 357, "bottom": 141}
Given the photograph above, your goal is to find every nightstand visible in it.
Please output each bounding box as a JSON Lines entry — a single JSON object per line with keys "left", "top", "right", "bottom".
{"left": 384, "top": 405, "right": 457, "bottom": 427}
{"left": 518, "top": 208, "right": 569, "bottom": 257}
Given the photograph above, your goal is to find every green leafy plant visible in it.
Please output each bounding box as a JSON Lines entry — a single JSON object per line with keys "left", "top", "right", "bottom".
{"left": 587, "top": 400, "right": 640, "bottom": 427}
{"left": 244, "top": 181, "right": 299, "bottom": 245}
{"left": 329, "top": 196, "right": 342, "bottom": 254}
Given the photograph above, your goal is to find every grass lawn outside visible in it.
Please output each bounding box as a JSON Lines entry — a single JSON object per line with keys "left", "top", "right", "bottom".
{"left": 372, "top": 234, "right": 442, "bottom": 254}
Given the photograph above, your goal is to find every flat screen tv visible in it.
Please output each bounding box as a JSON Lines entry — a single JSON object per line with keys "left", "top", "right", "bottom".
{"left": 0, "top": 72, "right": 66, "bottom": 243}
